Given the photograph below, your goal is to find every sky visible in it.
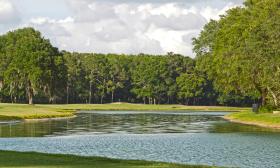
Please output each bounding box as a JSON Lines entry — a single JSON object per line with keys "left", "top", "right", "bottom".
{"left": 0, "top": 0, "right": 244, "bottom": 57}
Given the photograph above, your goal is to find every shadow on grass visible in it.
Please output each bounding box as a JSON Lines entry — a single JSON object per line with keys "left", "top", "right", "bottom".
{"left": 0, "top": 150, "right": 216, "bottom": 168}
{"left": 0, "top": 115, "right": 22, "bottom": 121}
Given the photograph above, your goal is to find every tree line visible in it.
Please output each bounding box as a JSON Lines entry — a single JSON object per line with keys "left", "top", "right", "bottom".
{"left": 0, "top": 0, "right": 278, "bottom": 110}
{"left": 0, "top": 27, "right": 253, "bottom": 106}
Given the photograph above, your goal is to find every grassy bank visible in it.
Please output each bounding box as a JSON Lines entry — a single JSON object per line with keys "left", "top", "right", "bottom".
{"left": 0, "top": 103, "right": 249, "bottom": 120}
{"left": 0, "top": 104, "right": 74, "bottom": 120}
{"left": 224, "top": 112, "right": 280, "bottom": 129}
{"left": 48, "top": 103, "right": 249, "bottom": 112}
{"left": 0, "top": 150, "right": 215, "bottom": 168}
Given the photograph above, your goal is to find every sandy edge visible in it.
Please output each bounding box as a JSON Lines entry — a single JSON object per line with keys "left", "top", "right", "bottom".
{"left": 23, "top": 115, "right": 77, "bottom": 122}
{"left": 223, "top": 116, "right": 280, "bottom": 130}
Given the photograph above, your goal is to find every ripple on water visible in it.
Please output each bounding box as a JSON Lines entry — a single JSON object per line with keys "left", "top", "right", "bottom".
{"left": 0, "top": 133, "right": 280, "bottom": 168}
{"left": 1, "top": 111, "right": 280, "bottom": 168}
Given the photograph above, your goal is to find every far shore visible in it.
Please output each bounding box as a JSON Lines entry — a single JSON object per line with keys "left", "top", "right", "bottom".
{"left": 23, "top": 115, "right": 77, "bottom": 122}
{"left": 0, "top": 103, "right": 249, "bottom": 121}
{"left": 3, "top": 103, "right": 280, "bottom": 131}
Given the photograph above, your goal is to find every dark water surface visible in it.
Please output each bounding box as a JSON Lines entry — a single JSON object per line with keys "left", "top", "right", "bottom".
{"left": 0, "top": 111, "right": 279, "bottom": 168}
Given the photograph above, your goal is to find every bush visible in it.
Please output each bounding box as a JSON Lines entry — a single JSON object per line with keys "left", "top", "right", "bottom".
{"left": 259, "top": 105, "right": 277, "bottom": 113}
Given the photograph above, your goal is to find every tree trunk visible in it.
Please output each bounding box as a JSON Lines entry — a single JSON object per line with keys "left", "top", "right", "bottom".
{"left": 268, "top": 87, "right": 278, "bottom": 107}
{"left": 89, "top": 82, "right": 92, "bottom": 104}
{"left": 260, "top": 89, "right": 268, "bottom": 106}
{"left": 27, "top": 81, "right": 34, "bottom": 105}
{"left": 10, "top": 95, "right": 13, "bottom": 104}
{"left": 49, "top": 97, "right": 55, "bottom": 104}
{"left": 254, "top": 82, "right": 267, "bottom": 107}
{"left": 27, "top": 91, "right": 33, "bottom": 105}
{"left": 101, "top": 96, "right": 104, "bottom": 104}
{"left": 101, "top": 79, "right": 105, "bottom": 104}
{"left": 66, "top": 86, "right": 69, "bottom": 104}
{"left": 168, "top": 96, "right": 170, "bottom": 104}
{"left": 185, "top": 98, "right": 189, "bottom": 105}
{"left": 111, "top": 91, "right": 114, "bottom": 103}
{"left": 28, "top": 96, "right": 33, "bottom": 105}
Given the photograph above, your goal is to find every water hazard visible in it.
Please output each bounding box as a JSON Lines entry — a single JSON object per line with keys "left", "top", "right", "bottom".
{"left": 0, "top": 111, "right": 276, "bottom": 137}
{"left": 0, "top": 111, "right": 280, "bottom": 168}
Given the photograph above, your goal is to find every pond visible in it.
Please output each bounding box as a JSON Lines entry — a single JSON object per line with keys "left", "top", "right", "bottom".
{"left": 0, "top": 111, "right": 279, "bottom": 168}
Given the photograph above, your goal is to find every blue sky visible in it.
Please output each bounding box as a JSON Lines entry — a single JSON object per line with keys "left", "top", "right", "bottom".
{"left": 0, "top": 0, "right": 244, "bottom": 57}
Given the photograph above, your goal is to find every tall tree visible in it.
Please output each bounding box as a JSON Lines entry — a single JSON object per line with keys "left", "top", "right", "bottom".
{"left": 107, "top": 55, "right": 129, "bottom": 103}
{"left": 3, "top": 28, "right": 62, "bottom": 104}
{"left": 64, "top": 52, "right": 87, "bottom": 104}
{"left": 193, "top": 0, "right": 280, "bottom": 107}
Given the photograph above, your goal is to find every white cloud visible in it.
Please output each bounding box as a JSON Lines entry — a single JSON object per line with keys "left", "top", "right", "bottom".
{"left": 0, "top": 0, "right": 20, "bottom": 24}
{"left": 1, "top": 0, "right": 243, "bottom": 57}
{"left": 200, "top": 2, "right": 239, "bottom": 21}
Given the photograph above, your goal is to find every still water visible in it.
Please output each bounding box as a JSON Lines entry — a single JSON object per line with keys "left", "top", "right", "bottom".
{"left": 0, "top": 111, "right": 279, "bottom": 168}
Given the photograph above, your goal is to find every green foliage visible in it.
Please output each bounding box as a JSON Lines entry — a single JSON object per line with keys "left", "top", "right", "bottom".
{"left": 0, "top": 26, "right": 253, "bottom": 106}
{"left": 259, "top": 105, "right": 277, "bottom": 114}
{"left": 176, "top": 71, "right": 205, "bottom": 105}
{"left": 2, "top": 0, "right": 279, "bottom": 109}
{"left": 0, "top": 28, "right": 66, "bottom": 104}
{"left": 193, "top": 0, "right": 280, "bottom": 109}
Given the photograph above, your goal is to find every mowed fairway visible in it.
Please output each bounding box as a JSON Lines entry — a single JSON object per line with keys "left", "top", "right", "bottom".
{"left": 225, "top": 111, "right": 280, "bottom": 129}
{"left": 0, "top": 103, "right": 249, "bottom": 120}
{"left": 0, "top": 151, "right": 216, "bottom": 168}
{"left": 0, "top": 104, "right": 74, "bottom": 120}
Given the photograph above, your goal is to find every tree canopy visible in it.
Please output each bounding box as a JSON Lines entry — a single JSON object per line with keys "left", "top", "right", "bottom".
{"left": 193, "top": 0, "right": 280, "bottom": 109}
{"left": 0, "top": 28, "right": 65, "bottom": 104}
{"left": 0, "top": 0, "right": 278, "bottom": 109}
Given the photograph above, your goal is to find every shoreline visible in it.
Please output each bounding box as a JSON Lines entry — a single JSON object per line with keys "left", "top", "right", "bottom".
{"left": 0, "top": 103, "right": 249, "bottom": 122}
{"left": 0, "top": 150, "right": 213, "bottom": 168}
{"left": 23, "top": 115, "right": 77, "bottom": 122}
{"left": 0, "top": 115, "right": 76, "bottom": 123}
{"left": 223, "top": 115, "right": 280, "bottom": 130}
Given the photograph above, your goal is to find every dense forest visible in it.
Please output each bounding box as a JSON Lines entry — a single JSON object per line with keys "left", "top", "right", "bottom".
{"left": 0, "top": 0, "right": 279, "bottom": 109}
{"left": 0, "top": 28, "right": 251, "bottom": 106}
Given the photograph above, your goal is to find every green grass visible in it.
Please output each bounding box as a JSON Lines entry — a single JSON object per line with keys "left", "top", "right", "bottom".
{"left": 0, "top": 104, "right": 74, "bottom": 120}
{"left": 0, "top": 103, "right": 249, "bottom": 120}
{"left": 225, "top": 111, "right": 280, "bottom": 129}
{"left": 0, "top": 150, "right": 216, "bottom": 168}
{"left": 47, "top": 103, "right": 249, "bottom": 111}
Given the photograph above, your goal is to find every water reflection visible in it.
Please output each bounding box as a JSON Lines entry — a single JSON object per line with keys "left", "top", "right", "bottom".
{"left": 0, "top": 111, "right": 278, "bottom": 137}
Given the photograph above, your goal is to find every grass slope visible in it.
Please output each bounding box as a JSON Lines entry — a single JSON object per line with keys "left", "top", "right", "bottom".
{"left": 47, "top": 103, "right": 248, "bottom": 111}
{"left": 225, "top": 112, "right": 280, "bottom": 129}
{"left": 0, "top": 151, "right": 216, "bottom": 168}
{"left": 0, "top": 104, "right": 74, "bottom": 120}
{"left": 0, "top": 103, "right": 249, "bottom": 120}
